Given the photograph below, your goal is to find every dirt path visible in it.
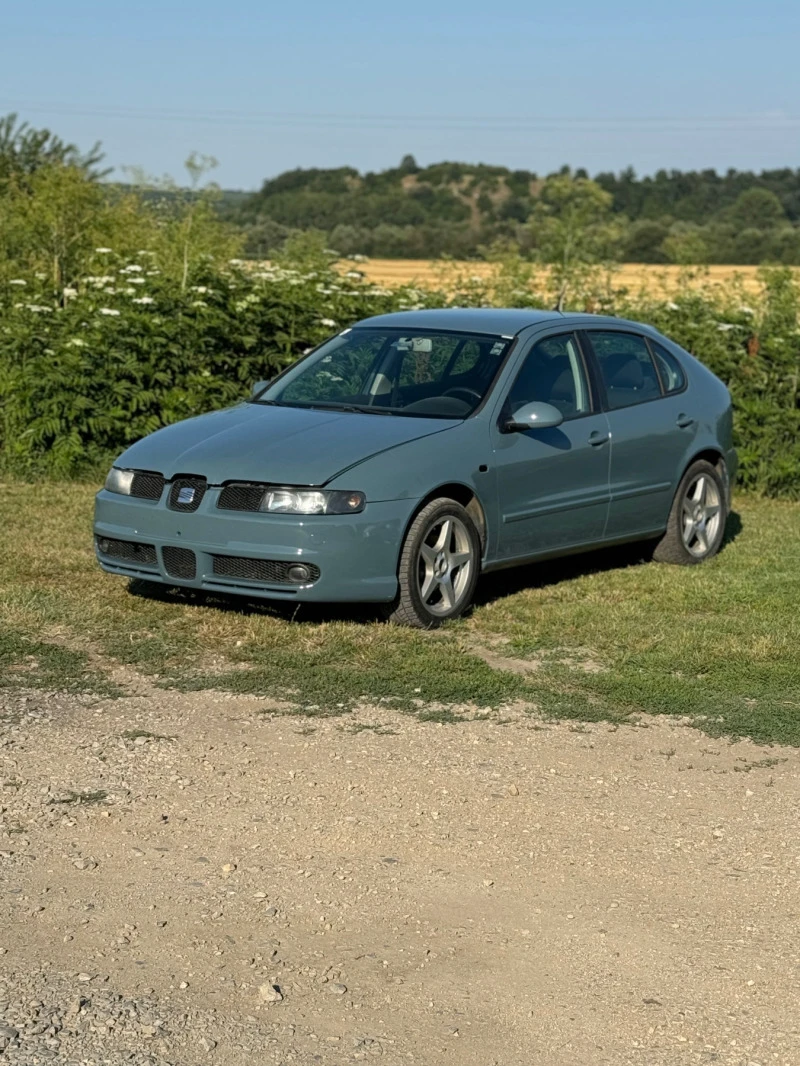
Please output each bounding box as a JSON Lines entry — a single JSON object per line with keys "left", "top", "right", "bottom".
{"left": 1, "top": 679, "right": 799, "bottom": 1065}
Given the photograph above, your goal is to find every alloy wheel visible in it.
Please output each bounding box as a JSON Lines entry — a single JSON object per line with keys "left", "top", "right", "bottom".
{"left": 416, "top": 514, "right": 474, "bottom": 616}
{"left": 681, "top": 473, "right": 722, "bottom": 558}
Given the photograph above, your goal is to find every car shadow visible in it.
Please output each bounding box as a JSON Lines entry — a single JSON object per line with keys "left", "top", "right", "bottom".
{"left": 475, "top": 508, "right": 743, "bottom": 606}
{"left": 127, "top": 510, "right": 744, "bottom": 625}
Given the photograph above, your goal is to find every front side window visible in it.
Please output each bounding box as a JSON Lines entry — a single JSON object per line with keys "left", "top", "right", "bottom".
{"left": 588, "top": 331, "right": 662, "bottom": 410}
{"left": 255, "top": 328, "right": 513, "bottom": 419}
{"left": 650, "top": 340, "right": 687, "bottom": 394}
{"left": 506, "top": 333, "right": 591, "bottom": 419}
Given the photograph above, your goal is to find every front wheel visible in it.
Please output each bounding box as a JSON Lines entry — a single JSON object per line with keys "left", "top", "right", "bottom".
{"left": 653, "top": 459, "right": 728, "bottom": 565}
{"left": 387, "top": 498, "right": 481, "bottom": 628}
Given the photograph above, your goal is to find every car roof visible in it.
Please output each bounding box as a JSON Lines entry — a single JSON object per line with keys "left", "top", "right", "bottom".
{"left": 352, "top": 307, "right": 656, "bottom": 338}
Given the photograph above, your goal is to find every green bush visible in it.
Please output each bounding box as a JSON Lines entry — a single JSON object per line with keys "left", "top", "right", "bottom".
{"left": 1, "top": 250, "right": 798, "bottom": 496}
{"left": 0, "top": 253, "right": 436, "bottom": 476}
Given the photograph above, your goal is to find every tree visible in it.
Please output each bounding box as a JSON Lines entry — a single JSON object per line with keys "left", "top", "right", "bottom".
{"left": 0, "top": 113, "right": 107, "bottom": 187}
{"left": 123, "top": 153, "right": 241, "bottom": 290}
{"left": 527, "top": 175, "right": 620, "bottom": 308}
{"left": 729, "top": 188, "right": 786, "bottom": 230}
{"left": 662, "top": 224, "right": 709, "bottom": 265}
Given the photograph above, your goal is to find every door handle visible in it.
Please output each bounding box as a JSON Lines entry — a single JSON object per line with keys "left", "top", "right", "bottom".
{"left": 676, "top": 414, "right": 695, "bottom": 429}
{"left": 588, "top": 431, "right": 610, "bottom": 447}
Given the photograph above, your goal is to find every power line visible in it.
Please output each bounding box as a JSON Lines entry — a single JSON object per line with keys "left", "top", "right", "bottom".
{"left": 2, "top": 99, "right": 798, "bottom": 135}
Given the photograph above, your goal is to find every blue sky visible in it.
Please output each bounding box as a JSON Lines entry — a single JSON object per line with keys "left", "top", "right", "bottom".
{"left": 2, "top": 0, "right": 798, "bottom": 188}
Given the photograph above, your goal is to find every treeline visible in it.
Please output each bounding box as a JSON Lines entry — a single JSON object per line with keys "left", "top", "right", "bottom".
{"left": 1, "top": 114, "right": 798, "bottom": 496}
{"left": 228, "top": 157, "right": 800, "bottom": 264}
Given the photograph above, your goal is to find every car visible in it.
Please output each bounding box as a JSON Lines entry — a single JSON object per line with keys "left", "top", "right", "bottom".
{"left": 94, "top": 308, "right": 736, "bottom": 628}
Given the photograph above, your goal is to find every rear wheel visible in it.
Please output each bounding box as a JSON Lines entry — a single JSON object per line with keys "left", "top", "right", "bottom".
{"left": 653, "top": 460, "right": 727, "bottom": 565}
{"left": 388, "top": 498, "right": 481, "bottom": 628}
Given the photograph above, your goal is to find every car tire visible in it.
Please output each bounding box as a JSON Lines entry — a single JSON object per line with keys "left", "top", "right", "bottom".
{"left": 652, "top": 459, "right": 728, "bottom": 565}
{"left": 387, "top": 498, "right": 481, "bottom": 628}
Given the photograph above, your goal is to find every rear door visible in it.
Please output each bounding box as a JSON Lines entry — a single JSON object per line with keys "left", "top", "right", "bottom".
{"left": 581, "top": 329, "right": 698, "bottom": 538}
{"left": 490, "top": 331, "right": 612, "bottom": 560}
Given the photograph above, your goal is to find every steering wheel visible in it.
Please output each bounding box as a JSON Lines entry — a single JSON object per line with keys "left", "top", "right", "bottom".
{"left": 442, "top": 387, "right": 482, "bottom": 405}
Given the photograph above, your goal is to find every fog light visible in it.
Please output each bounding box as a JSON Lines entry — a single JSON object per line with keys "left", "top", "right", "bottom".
{"left": 97, "top": 537, "right": 110, "bottom": 553}
{"left": 287, "top": 564, "right": 312, "bottom": 583}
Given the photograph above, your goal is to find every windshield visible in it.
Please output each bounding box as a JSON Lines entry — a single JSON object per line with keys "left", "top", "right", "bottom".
{"left": 254, "top": 328, "right": 513, "bottom": 419}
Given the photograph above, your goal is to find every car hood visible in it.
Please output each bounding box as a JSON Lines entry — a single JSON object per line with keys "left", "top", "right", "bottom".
{"left": 116, "top": 403, "right": 458, "bottom": 485}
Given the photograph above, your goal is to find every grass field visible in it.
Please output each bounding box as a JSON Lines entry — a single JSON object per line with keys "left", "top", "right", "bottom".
{"left": 344, "top": 259, "right": 798, "bottom": 297}
{"left": 2, "top": 484, "right": 799, "bottom": 744}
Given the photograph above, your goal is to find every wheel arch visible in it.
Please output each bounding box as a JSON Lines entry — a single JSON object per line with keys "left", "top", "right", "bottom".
{"left": 404, "top": 483, "right": 488, "bottom": 556}
{"left": 684, "top": 448, "right": 730, "bottom": 509}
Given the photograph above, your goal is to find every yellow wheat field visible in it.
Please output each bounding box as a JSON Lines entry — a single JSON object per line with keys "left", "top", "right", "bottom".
{"left": 343, "top": 259, "right": 795, "bottom": 297}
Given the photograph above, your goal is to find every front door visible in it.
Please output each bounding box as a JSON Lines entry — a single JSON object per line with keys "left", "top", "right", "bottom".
{"left": 491, "top": 332, "right": 612, "bottom": 561}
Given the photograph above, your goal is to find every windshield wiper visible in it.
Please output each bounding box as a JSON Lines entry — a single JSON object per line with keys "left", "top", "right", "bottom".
{"left": 302, "top": 402, "right": 399, "bottom": 415}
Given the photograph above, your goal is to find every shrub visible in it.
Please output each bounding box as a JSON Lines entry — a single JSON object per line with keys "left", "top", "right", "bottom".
{"left": 0, "top": 253, "right": 438, "bottom": 476}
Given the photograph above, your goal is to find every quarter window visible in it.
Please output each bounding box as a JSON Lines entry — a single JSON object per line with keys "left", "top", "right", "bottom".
{"left": 589, "top": 331, "right": 662, "bottom": 410}
{"left": 507, "top": 333, "right": 591, "bottom": 419}
{"left": 650, "top": 340, "right": 687, "bottom": 394}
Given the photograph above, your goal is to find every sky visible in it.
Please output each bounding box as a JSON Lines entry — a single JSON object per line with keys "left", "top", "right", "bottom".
{"left": 1, "top": 0, "right": 799, "bottom": 189}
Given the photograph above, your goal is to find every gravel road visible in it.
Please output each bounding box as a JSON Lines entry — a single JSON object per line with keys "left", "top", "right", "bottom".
{"left": 1, "top": 676, "right": 798, "bottom": 1065}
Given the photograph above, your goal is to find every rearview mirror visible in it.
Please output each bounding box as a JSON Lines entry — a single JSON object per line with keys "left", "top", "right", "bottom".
{"left": 503, "top": 401, "right": 564, "bottom": 433}
{"left": 251, "top": 379, "right": 270, "bottom": 397}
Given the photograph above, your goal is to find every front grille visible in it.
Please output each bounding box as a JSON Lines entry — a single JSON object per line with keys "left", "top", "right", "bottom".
{"left": 130, "top": 470, "right": 165, "bottom": 501}
{"left": 167, "top": 477, "right": 207, "bottom": 513}
{"left": 217, "top": 482, "right": 267, "bottom": 512}
{"left": 96, "top": 537, "right": 157, "bottom": 567}
{"left": 212, "top": 555, "right": 320, "bottom": 585}
{"left": 161, "top": 546, "right": 197, "bottom": 580}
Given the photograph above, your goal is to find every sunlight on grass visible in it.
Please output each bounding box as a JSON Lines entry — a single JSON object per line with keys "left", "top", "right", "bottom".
{"left": 1, "top": 482, "right": 799, "bottom": 743}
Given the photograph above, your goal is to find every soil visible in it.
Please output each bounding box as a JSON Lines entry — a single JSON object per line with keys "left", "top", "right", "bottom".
{"left": 2, "top": 675, "right": 799, "bottom": 1065}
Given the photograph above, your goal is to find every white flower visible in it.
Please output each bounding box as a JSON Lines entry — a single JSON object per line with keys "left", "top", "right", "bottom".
{"left": 9, "top": 279, "right": 26, "bottom": 286}
{"left": 191, "top": 285, "right": 209, "bottom": 294}
{"left": 665, "top": 301, "right": 679, "bottom": 311}
{"left": 320, "top": 318, "right": 337, "bottom": 328}
{"left": 717, "top": 323, "right": 736, "bottom": 332}
{"left": 95, "top": 247, "right": 113, "bottom": 254}
{"left": 127, "top": 276, "right": 145, "bottom": 284}
{"left": 192, "top": 300, "right": 207, "bottom": 308}
{"left": 35, "top": 272, "right": 47, "bottom": 280}
{"left": 63, "top": 287, "right": 78, "bottom": 298}
{"left": 121, "top": 264, "right": 143, "bottom": 273}
{"left": 229, "top": 258, "right": 244, "bottom": 266}
{"left": 25, "top": 304, "right": 52, "bottom": 313}
{"left": 146, "top": 270, "right": 161, "bottom": 276}
{"left": 67, "top": 338, "right": 88, "bottom": 347}
{"left": 739, "top": 305, "right": 755, "bottom": 315}
{"left": 99, "top": 308, "right": 120, "bottom": 316}
{"left": 132, "top": 296, "right": 155, "bottom": 305}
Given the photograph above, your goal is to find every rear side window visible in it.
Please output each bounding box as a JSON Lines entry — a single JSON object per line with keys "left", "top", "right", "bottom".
{"left": 588, "top": 331, "right": 662, "bottom": 410}
{"left": 650, "top": 340, "right": 687, "bottom": 394}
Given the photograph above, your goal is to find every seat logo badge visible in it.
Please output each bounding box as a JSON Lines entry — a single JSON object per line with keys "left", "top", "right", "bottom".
{"left": 177, "top": 486, "right": 195, "bottom": 505}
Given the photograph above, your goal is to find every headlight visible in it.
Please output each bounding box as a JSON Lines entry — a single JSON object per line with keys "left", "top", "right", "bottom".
{"left": 259, "top": 489, "right": 366, "bottom": 515}
{"left": 105, "top": 468, "right": 134, "bottom": 495}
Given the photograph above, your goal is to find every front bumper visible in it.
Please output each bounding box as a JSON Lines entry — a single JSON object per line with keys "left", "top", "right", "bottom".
{"left": 93, "top": 488, "right": 413, "bottom": 602}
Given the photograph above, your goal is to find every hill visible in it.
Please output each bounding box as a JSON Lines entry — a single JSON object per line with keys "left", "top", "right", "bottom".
{"left": 227, "top": 158, "right": 800, "bottom": 264}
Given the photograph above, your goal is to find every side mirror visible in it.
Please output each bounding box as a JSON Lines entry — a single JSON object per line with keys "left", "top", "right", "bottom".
{"left": 251, "top": 379, "right": 270, "bottom": 398}
{"left": 503, "top": 401, "right": 564, "bottom": 433}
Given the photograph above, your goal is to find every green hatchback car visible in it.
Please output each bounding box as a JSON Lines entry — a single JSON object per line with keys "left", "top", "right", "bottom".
{"left": 94, "top": 308, "right": 736, "bottom": 627}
